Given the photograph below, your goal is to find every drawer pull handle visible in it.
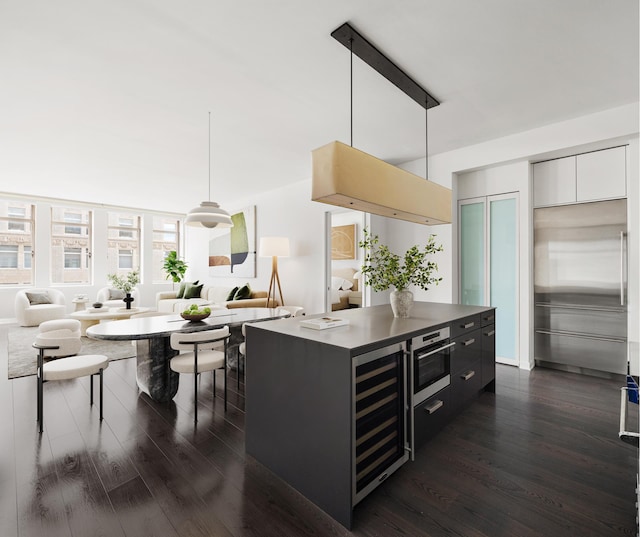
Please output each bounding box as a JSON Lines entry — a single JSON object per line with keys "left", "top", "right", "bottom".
{"left": 461, "top": 370, "right": 476, "bottom": 381}
{"left": 462, "top": 322, "right": 475, "bottom": 329}
{"left": 485, "top": 330, "right": 495, "bottom": 337}
{"left": 462, "top": 338, "right": 475, "bottom": 347}
{"left": 484, "top": 315, "right": 495, "bottom": 322}
{"left": 425, "top": 400, "right": 444, "bottom": 414}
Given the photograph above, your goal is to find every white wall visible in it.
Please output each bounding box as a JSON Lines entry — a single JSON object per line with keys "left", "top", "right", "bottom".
{"left": 185, "top": 180, "right": 330, "bottom": 315}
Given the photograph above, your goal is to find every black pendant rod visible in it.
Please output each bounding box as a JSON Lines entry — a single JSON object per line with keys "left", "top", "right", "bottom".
{"left": 425, "top": 104, "right": 428, "bottom": 179}
{"left": 350, "top": 38, "right": 353, "bottom": 147}
{"left": 331, "top": 22, "right": 440, "bottom": 111}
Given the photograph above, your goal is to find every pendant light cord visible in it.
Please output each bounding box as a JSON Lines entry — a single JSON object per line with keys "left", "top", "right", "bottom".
{"left": 425, "top": 104, "right": 428, "bottom": 180}
{"left": 208, "top": 111, "right": 212, "bottom": 202}
{"left": 349, "top": 38, "right": 353, "bottom": 147}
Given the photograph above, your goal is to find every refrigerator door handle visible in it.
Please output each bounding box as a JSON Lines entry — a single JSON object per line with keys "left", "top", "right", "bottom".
{"left": 620, "top": 231, "right": 626, "bottom": 307}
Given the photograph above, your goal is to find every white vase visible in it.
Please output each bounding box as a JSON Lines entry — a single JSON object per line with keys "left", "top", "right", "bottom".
{"left": 390, "top": 289, "right": 414, "bottom": 318}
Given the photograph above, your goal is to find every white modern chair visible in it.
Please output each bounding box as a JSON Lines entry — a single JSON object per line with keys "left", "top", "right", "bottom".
{"left": 276, "top": 305, "right": 305, "bottom": 317}
{"left": 34, "top": 339, "right": 108, "bottom": 433}
{"left": 15, "top": 288, "right": 66, "bottom": 327}
{"left": 35, "top": 319, "right": 82, "bottom": 358}
{"left": 169, "top": 327, "right": 230, "bottom": 423}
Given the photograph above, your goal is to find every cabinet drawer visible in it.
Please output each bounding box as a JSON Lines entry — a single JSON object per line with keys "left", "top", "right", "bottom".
{"left": 413, "top": 386, "right": 450, "bottom": 450}
{"left": 451, "top": 328, "right": 481, "bottom": 374}
{"left": 450, "top": 360, "right": 482, "bottom": 413}
{"left": 482, "top": 324, "right": 496, "bottom": 389}
{"left": 450, "top": 314, "right": 481, "bottom": 339}
{"left": 481, "top": 310, "right": 496, "bottom": 327}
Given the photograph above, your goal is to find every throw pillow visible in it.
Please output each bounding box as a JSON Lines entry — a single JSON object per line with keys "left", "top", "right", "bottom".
{"left": 109, "top": 288, "right": 125, "bottom": 300}
{"left": 233, "top": 283, "right": 252, "bottom": 300}
{"left": 183, "top": 282, "right": 204, "bottom": 300}
{"left": 226, "top": 286, "right": 239, "bottom": 301}
{"left": 176, "top": 280, "right": 198, "bottom": 299}
{"left": 25, "top": 292, "right": 51, "bottom": 305}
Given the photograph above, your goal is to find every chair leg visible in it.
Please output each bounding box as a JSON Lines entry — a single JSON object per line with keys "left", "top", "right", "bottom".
{"left": 224, "top": 366, "right": 227, "bottom": 412}
{"left": 37, "top": 348, "right": 44, "bottom": 434}
{"left": 193, "top": 371, "right": 198, "bottom": 424}
{"left": 99, "top": 368, "right": 104, "bottom": 421}
{"left": 90, "top": 373, "right": 94, "bottom": 406}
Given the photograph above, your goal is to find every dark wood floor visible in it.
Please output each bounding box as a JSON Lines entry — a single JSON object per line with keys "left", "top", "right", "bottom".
{"left": 1, "top": 321, "right": 637, "bottom": 536}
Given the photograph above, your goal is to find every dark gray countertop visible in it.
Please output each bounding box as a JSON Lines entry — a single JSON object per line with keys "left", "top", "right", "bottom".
{"left": 251, "top": 302, "right": 494, "bottom": 354}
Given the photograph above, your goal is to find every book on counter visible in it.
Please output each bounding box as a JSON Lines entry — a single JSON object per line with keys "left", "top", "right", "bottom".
{"left": 299, "top": 316, "right": 349, "bottom": 330}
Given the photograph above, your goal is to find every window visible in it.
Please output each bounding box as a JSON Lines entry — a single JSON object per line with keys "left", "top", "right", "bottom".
{"left": 107, "top": 211, "right": 140, "bottom": 277}
{"left": 152, "top": 217, "right": 180, "bottom": 283}
{"left": 0, "top": 245, "right": 18, "bottom": 268}
{"left": 0, "top": 201, "right": 34, "bottom": 285}
{"left": 64, "top": 247, "right": 82, "bottom": 268}
{"left": 8, "top": 207, "right": 25, "bottom": 231}
{"left": 118, "top": 249, "right": 133, "bottom": 269}
{"left": 64, "top": 212, "right": 83, "bottom": 235}
{"left": 51, "top": 206, "right": 92, "bottom": 284}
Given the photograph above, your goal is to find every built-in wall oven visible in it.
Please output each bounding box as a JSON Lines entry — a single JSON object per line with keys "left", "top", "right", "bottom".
{"left": 409, "top": 327, "right": 455, "bottom": 457}
{"left": 412, "top": 327, "right": 454, "bottom": 405}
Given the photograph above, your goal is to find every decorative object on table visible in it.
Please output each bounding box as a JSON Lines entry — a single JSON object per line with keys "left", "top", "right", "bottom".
{"left": 359, "top": 229, "right": 443, "bottom": 318}
{"left": 185, "top": 112, "right": 233, "bottom": 229}
{"left": 259, "top": 236, "right": 290, "bottom": 307}
{"left": 180, "top": 304, "right": 212, "bottom": 322}
{"left": 311, "top": 22, "right": 452, "bottom": 226}
{"left": 162, "top": 250, "right": 188, "bottom": 286}
{"left": 299, "top": 316, "right": 348, "bottom": 330}
{"left": 331, "top": 224, "right": 356, "bottom": 260}
{"left": 107, "top": 269, "right": 140, "bottom": 310}
{"left": 209, "top": 205, "right": 256, "bottom": 277}
{"left": 92, "top": 302, "right": 103, "bottom": 309}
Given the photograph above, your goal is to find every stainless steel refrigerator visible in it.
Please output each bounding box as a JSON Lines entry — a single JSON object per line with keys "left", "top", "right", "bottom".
{"left": 534, "top": 199, "right": 628, "bottom": 376}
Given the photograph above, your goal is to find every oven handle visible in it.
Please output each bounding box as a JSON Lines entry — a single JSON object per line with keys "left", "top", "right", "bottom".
{"left": 416, "top": 341, "right": 456, "bottom": 361}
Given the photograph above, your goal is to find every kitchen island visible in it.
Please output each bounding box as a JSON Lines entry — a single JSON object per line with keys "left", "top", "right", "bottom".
{"left": 245, "top": 302, "right": 496, "bottom": 529}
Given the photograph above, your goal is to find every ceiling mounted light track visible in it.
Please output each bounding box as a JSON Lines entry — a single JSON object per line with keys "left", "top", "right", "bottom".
{"left": 312, "top": 22, "right": 452, "bottom": 226}
{"left": 185, "top": 112, "right": 233, "bottom": 229}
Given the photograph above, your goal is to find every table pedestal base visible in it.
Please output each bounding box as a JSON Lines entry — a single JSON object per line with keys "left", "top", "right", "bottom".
{"left": 136, "top": 337, "right": 179, "bottom": 402}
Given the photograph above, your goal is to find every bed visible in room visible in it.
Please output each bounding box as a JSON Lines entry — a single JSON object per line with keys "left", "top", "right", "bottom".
{"left": 331, "top": 267, "right": 361, "bottom": 311}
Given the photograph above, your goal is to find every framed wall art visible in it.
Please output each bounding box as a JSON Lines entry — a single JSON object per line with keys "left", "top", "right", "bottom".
{"left": 208, "top": 205, "right": 256, "bottom": 277}
{"left": 331, "top": 223, "right": 356, "bottom": 260}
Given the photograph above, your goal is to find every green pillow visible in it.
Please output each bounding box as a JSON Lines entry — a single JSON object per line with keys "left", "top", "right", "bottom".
{"left": 226, "top": 286, "right": 239, "bottom": 301}
{"left": 177, "top": 280, "right": 198, "bottom": 299}
{"left": 233, "top": 283, "right": 252, "bottom": 300}
{"left": 183, "top": 282, "right": 203, "bottom": 300}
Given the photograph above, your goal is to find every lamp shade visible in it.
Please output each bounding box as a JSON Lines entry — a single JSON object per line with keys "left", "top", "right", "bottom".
{"left": 185, "top": 201, "right": 233, "bottom": 228}
{"left": 259, "top": 237, "right": 290, "bottom": 258}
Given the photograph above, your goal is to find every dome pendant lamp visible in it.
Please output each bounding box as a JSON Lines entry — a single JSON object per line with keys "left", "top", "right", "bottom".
{"left": 185, "top": 112, "right": 233, "bottom": 229}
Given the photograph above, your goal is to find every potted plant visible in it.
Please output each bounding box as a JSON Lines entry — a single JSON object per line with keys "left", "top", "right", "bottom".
{"left": 163, "top": 251, "right": 188, "bottom": 286}
{"left": 107, "top": 269, "right": 140, "bottom": 310}
{"left": 359, "top": 229, "right": 443, "bottom": 318}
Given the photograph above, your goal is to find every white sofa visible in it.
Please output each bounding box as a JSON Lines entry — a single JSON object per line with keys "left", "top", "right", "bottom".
{"left": 156, "top": 284, "right": 277, "bottom": 313}
{"left": 96, "top": 287, "right": 141, "bottom": 308}
{"left": 15, "top": 288, "right": 67, "bottom": 327}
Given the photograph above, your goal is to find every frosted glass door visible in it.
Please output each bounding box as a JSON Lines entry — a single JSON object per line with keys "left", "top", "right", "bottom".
{"left": 459, "top": 200, "right": 485, "bottom": 306}
{"left": 489, "top": 197, "right": 517, "bottom": 363}
{"left": 459, "top": 194, "right": 519, "bottom": 365}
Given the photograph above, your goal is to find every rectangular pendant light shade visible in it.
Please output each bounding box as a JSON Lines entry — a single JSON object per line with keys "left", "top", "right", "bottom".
{"left": 312, "top": 141, "right": 452, "bottom": 225}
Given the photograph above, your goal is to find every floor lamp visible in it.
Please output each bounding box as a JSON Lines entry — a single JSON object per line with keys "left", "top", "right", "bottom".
{"left": 259, "top": 237, "right": 290, "bottom": 307}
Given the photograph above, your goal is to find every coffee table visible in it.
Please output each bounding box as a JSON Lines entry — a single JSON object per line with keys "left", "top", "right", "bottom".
{"left": 70, "top": 307, "right": 152, "bottom": 336}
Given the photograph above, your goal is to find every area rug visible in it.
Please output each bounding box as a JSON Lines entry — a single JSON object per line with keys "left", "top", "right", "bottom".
{"left": 7, "top": 327, "right": 136, "bottom": 379}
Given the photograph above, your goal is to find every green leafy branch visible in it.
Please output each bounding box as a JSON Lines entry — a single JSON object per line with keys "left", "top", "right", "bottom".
{"left": 107, "top": 269, "right": 140, "bottom": 293}
{"left": 358, "top": 229, "right": 443, "bottom": 292}
{"left": 162, "top": 251, "right": 188, "bottom": 283}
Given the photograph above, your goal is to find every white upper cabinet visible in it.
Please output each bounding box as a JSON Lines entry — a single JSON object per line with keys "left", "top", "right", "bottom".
{"left": 576, "top": 146, "right": 627, "bottom": 202}
{"left": 533, "top": 156, "right": 576, "bottom": 207}
{"left": 533, "top": 146, "right": 627, "bottom": 207}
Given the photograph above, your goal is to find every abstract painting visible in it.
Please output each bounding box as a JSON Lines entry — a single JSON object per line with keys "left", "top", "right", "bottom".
{"left": 331, "top": 224, "right": 356, "bottom": 260}
{"left": 208, "top": 205, "right": 256, "bottom": 277}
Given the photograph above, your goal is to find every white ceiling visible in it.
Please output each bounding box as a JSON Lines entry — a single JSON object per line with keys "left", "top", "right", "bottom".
{"left": 1, "top": 0, "right": 638, "bottom": 214}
